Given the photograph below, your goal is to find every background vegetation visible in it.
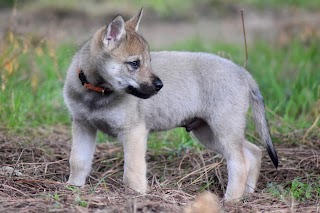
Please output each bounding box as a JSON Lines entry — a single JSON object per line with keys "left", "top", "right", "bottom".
{"left": 1, "top": 25, "right": 318, "bottom": 140}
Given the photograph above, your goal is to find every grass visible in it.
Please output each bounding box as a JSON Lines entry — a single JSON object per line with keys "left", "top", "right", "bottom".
{"left": 0, "top": 32, "right": 75, "bottom": 131}
{"left": 266, "top": 177, "right": 320, "bottom": 202}
{"left": 1, "top": 31, "right": 319, "bottom": 143}
{"left": 240, "top": 0, "right": 320, "bottom": 10}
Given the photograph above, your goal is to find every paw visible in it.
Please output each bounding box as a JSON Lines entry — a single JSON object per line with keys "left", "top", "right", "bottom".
{"left": 123, "top": 174, "right": 148, "bottom": 194}
{"left": 67, "top": 174, "right": 86, "bottom": 186}
{"left": 223, "top": 194, "right": 242, "bottom": 203}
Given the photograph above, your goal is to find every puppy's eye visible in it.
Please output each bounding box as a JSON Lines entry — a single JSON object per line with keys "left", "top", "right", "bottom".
{"left": 127, "top": 60, "right": 140, "bottom": 69}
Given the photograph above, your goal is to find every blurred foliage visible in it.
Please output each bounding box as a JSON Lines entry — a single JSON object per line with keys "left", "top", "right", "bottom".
{"left": 139, "top": 0, "right": 194, "bottom": 16}
{"left": 0, "top": 31, "right": 74, "bottom": 130}
{"left": 3, "top": 0, "right": 320, "bottom": 18}
{"left": 0, "top": 0, "right": 15, "bottom": 8}
{"left": 239, "top": 0, "right": 320, "bottom": 9}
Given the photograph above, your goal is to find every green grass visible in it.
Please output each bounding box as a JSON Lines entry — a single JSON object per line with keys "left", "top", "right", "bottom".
{"left": 266, "top": 177, "right": 320, "bottom": 202}
{"left": 148, "top": 128, "right": 200, "bottom": 154}
{"left": 125, "top": 0, "right": 320, "bottom": 21}
{"left": 0, "top": 33, "right": 75, "bottom": 131}
{"left": 240, "top": 0, "right": 320, "bottom": 10}
{"left": 138, "top": 0, "right": 320, "bottom": 14}
{"left": 1, "top": 32, "right": 319, "bottom": 144}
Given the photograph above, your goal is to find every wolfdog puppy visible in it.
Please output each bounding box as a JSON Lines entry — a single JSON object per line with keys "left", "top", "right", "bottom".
{"left": 63, "top": 9, "right": 278, "bottom": 202}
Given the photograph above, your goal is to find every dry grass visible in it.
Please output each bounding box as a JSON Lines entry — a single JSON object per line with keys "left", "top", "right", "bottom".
{"left": 0, "top": 128, "right": 319, "bottom": 212}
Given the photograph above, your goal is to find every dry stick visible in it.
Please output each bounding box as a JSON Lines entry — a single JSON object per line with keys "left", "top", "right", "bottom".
{"left": 197, "top": 148, "right": 209, "bottom": 188}
{"left": 1, "top": 184, "right": 29, "bottom": 197}
{"left": 241, "top": 9, "right": 248, "bottom": 68}
{"left": 177, "top": 161, "right": 222, "bottom": 185}
{"left": 9, "top": 148, "right": 25, "bottom": 179}
{"left": 15, "top": 179, "right": 63, "bottom": 185}
{"left": 302, "top": 115, "right": 319, "bottom": 146}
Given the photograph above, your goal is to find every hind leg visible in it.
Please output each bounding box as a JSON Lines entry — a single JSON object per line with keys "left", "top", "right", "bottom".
{"left": 192, "top": 122, "right": 249, "bottom": 202}
{"left": 243, "top": 140, "right": 262, "bottom": 193}
{"left": 218, "top": 136, "right": 248, "bottom": 201}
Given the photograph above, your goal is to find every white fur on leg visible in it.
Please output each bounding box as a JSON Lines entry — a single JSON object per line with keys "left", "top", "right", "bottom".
{"left": 224, "top": 156, "right": 249, "bottom": 202}
{"left": 243, "top": 141, "right": 262, "bottom": 193}
{"left": 120, "top": 123, "right": 148, "bottom": 194}
{"left": 68, "top": 121, "right": 97, "bottom": 186}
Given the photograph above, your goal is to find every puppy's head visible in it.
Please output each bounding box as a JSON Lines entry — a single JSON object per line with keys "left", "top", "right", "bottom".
{"left": 92, "top": 8, "right": 162, "bottom": 99}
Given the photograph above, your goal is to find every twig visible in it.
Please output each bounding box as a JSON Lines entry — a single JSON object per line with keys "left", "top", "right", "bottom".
{"left": 197, "top": 148, "right": 209, "bottom": 188}
{"left": 241, "top": 9, "right": 248, "bottom": 68}
{"left": 1, "top": 184, "right": 30, "bottom": 197}
{"left": 177, "top": 161, "right": 222, "bottom": 185}
{"left": 302, "top": 115, "right": 319, "bottom": 146}
{"left": 10, "top": 148, "right": 25, "bottom": 179}
{"left": 15, "top": 179, "right": 63, "bottom": 185}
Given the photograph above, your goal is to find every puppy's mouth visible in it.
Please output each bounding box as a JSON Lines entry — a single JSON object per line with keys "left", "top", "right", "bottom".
{"left": 126, "top": 85, "right": 158, "bottom": 99}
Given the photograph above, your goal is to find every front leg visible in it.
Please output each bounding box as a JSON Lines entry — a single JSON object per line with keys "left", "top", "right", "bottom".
{"left": 119, "top": 123, "right": 148, "bottom": 194}
{"left": 68, "top": 120, "right": 97, "bottom": 186}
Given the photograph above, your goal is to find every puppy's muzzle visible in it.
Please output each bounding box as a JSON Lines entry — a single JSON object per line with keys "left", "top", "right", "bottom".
{"left": 126, "top": 76, "right": 163, "bottom": 99}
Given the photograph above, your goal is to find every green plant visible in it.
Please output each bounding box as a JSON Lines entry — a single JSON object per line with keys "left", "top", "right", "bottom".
{"left": 266, "top": 177, "right": 320, "bottom": 202}
{"left": 65, "top": 185, "right": 89, "bottom": 207}
{"left": 75, "top": 195, "right": 88, "bottom": 207}
{"left": 52, "top": 192, "right": 60, "bottom": 201}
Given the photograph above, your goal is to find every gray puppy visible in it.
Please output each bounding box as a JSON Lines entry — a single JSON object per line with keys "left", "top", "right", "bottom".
{"left": 63, "top": 9, "right": 278, "bottom": 202}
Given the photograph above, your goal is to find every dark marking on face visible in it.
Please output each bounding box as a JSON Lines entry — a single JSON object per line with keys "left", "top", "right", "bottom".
{"left": 126, "top": 84, "right": 158, "bottom": 99}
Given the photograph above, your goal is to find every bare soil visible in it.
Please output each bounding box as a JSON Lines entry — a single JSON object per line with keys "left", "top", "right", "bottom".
{"left": 0, "top": 128, "right": 319, "bottom": 213}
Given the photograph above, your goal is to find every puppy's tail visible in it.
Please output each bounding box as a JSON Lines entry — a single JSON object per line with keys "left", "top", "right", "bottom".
{"left": 248, "top": 77, "right": 278, "bottom": 168}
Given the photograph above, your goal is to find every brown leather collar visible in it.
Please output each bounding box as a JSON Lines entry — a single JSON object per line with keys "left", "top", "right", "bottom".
{"left": 77, "top": 68, "right": 112, "bottom": 95}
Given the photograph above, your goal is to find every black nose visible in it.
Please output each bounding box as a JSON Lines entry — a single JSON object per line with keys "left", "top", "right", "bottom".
{"left": 153, "top": 77, "right": 163, "bottom": 91}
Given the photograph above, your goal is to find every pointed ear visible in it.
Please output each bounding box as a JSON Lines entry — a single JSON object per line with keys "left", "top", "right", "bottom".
{"left": 125, "top": 8, "right": 143, "bottom": 31}
{"left": 103, "top": 15, "right": 125, "bottom": 49}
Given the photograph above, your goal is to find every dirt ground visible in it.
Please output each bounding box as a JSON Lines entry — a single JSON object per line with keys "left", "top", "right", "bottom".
{"left": 0, "top": 128, "right": 319, "bottom": 213}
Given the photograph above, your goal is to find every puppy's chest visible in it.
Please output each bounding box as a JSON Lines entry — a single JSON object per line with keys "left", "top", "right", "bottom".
{"left": 80, "top": 107, "right": 127, "bottom": 137}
